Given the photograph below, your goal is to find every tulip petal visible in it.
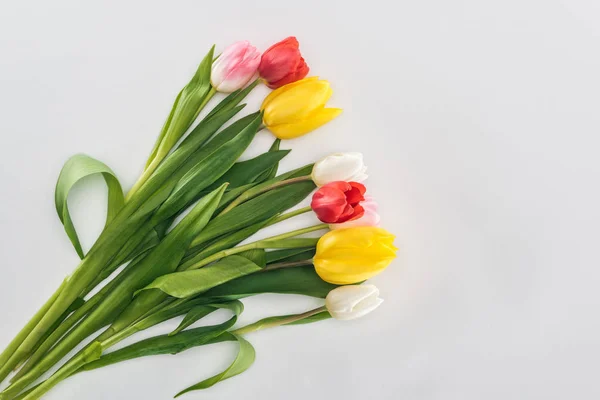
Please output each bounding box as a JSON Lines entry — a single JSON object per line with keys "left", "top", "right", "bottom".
{"left": 345, "top": 182, "right": 366, "bottom": 205}
{"left": 330, "top": 198, "right": 380, "bottom": 230}
{"left": 263, "top": 80, "right": 333, "bottom": 126}
{"left": 311, "top": 152, "right": 368, "bottom": 187}
{"left": 261, "top": 76, "right": 319, "bottom": 111}
{"left": 268, "top": 107, "right": 342, "bottom": 140}
{"left": 311, "top": 185, "right": 348, "bottom": 223}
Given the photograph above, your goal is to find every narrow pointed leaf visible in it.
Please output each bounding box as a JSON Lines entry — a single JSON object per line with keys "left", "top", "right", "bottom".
{"left": 203, "top": 266, "right": 338, "bottom": 300}
{"left": 145, "top": 46, "right": 214, "bottom": 168}
{"left": 191, "top": 180, "right": 316, "bottom": 247}
{"left": 206, "top": 148, "right": 290, "bottom": 191}
{"left": 169, "top": 301, "right": 244, "bottom": 336}
{"left": 138, "top": 255, "right": 263, "bottom": 299}
{"left": 153, "top": 113, "right": 262, "bottom": 222}
{"left": 254, "top": 139, "right": 282, "bottom": 183}
{"left": 175, "top": 334, "right": 255, "bottom": 397}
{"left": 82, "top": 305, "right": 243, "bottom": 371}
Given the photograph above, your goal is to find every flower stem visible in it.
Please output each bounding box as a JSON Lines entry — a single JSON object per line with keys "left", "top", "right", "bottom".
{"left": 231, "top": 306, "right": 327, "bottom": 336}
{"left": 265, "top": 206, "right": 312, "bottom": 227}
{"left": 182, "top": 223, "right": 327, "bottom": 271}
{"left": 217, "top": 175, "right": 313, "bottom": 216}
{"left": 262, "top": 260, "right": 313, "bottom": 271}
{"left": 125, "top": 87, "right": 217, "bottom": 202}
{"left": 0, "top": 281, "right": 65, "bottom": 382}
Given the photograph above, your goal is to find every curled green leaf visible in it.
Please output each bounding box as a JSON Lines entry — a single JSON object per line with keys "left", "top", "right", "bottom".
{"left": 55, "top": 154, "right": 124, "bottom": 258}
{"left": 174, "top": 334, "right": 255, "bottom": 397}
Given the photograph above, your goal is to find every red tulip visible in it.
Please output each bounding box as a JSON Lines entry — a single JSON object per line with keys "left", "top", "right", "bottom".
{"left": 311, "top": 181, "right": 367, "bottom": 223}
{"left": 258, "top": 36, "right": 309, "bottom": 89}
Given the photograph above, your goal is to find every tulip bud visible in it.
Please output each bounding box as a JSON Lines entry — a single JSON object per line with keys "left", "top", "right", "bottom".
{"left": 330, "top": 196, "right": 380, "bottom": 229}
{"left": 259, "top": 36, "right": 309, "bottom": 89}
{"left": 311, "top": 181, "right": 366, "bottom": 223}
{"left": 261, "top": 77, "right": 342, "bottom": 140}
{"left": 325, "top": 285, "right": 383, "bottom": 320}
{"left": 314, "top": 227, "right": 397, "bottom": 284}
{"left": 211, "top": 41, "right": 261, "bottom": 93}
{"left": 311, "top": 152, "right": 368, "bottom": 187}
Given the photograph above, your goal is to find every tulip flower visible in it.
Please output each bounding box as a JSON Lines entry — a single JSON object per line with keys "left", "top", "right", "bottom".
{"left": 211, "top": 41, "right": 261, "bottom": 93}
{"left": 325, "top": 285, "right": 383, "bottom": 320}
{"left": 261, "top": 77, "right": 342, "bottom": 139}
{"left": 330, "top": 196, "right": 380, "bottom": 229}
{"left": 259, "top": 36, "right": 309, "bottom": 89}
{"left": 313, "top": 227, "right": 397, "bottom": 284}
{"left": 311, "top": 181, "right": 366, "bottom": 223}
{"left": 311, "top": 152, "right": 368, "bottom": 187}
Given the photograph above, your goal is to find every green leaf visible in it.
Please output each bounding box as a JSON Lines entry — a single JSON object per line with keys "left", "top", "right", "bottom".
{"left": 204, "top": 80, "right": 258, "bottom": 120}
{"left": 168, "top": 306, "right": 216, "bottom": 337}
{"left": 138, "top": 255, "right": 263, "bottom": 299}
{"left": 203, "top": 265, "right": 338, "bottom": 300}
{"left": 46, "top": 184, "right": 228, "bottom": 368}
{"left": 254, "top": 139, "right": 282, "bottom": 183}
{"left": 145, "top": 46, "right": 215, "bottom": 169}
{"left": 191, "top": 180, "right": 316, "bottom": 247}
{"left": 206, "top": 148, "right": 290, "bottom": 191}
{"left": 82, "top": 304, "right": 243, "bottom": 372}
{"left": 169, "top": 301, "right": 244, "bottom": 336}
{"left": 265, "top": 248, "right": 316, "bottom": 264}
{"left": 174, "top": 334, "right": 255, "bottom": 397}
{"left": 237, "top": 249, "right": 266, "bottom": 268}
{"left": 180, "top": 219, "right": 270, "bottom": 270}
{"left": 215, "top": 183, "right": 256, "bottom": 212}
{"left": 55, "top": 154, "right": 124, "bottom": 258}
{"left": 144, "top": 89, "right": 183, "bottom": 170}
{"left": 153, "top": 113, "right": 262, "bottom": 222}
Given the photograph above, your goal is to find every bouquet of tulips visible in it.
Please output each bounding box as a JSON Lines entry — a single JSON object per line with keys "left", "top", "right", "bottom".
{"left": 0, "top": 37, "right": 397, "bottom": 399}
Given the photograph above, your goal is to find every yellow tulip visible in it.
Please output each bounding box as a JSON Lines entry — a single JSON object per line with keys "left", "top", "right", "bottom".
{"left": 314, "top": 227, "right": 398, "bottom": 285}
{"left": 260, "top": 77, "right": 342, "bottom": 139}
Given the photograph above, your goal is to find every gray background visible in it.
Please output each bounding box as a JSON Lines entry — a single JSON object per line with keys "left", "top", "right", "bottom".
{"left": 1, "top": 0, "right": 599, "bottom": 399}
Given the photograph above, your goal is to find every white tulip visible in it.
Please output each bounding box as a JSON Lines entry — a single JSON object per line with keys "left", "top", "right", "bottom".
{"left": 311, "top": 152, "right": 368, "bottom": 187}
{"left": 325, "top": 284, "right": 383, "bottom": 321}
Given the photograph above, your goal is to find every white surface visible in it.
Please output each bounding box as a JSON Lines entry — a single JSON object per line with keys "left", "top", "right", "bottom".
{"left": 1, "top": 0, "right": 599, "bottom": 399}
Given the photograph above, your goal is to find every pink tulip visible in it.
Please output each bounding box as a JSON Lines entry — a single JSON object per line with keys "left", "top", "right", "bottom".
{"left": 211, "top": 41, "right": 261, "bottom": 93}
{"left": 329, "top": 196, "right": 381, "bottom": 230}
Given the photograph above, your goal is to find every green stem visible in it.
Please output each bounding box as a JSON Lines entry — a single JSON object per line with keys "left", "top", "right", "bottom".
{"left": 217, "top": 175, "right": 312, "bottom": 216}
{"left": 183, "top": 223, "right": 328, "bottom": 271}
{"left": 231, "top": 306, "right": 327, "bottom": 336}
{"left": 20, "top": 344, "right": 102, "bottom": 400}
{"left": 125, "top": 87, "right": 217, "bottom": 202}
{"left": 264, "top": 206, "right": 312, "bottom": 227}
{"left": 0, "top": 281, "right": 65, "bottom": 381}
{"left": 262, "top": 260, "right": 313, "bottom": 271}
{"left": 10, "top": 268, "right": 126, "bottom": 383}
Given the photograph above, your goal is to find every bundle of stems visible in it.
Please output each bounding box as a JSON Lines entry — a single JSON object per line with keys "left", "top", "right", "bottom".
{"left": 0, "top": 48, "right": 331, "bottom": 399}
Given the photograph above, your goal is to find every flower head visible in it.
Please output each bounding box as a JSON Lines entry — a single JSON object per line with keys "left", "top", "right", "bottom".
{"left": 314, "top": 227, "right": 397, "bottom": 284}
{"left": 261, "top": 77, "right": 342, "bottom": 139}
{"left": 259, "top": 36, "right": 309, "bottom": 89}
{"left": 311, "top": 181, "right": 366, "bottom": 223}
{"left": 211, "top": 41, "right": 261, "bottom": 93}
{"left": 311, "top": 152, "right": 367, "bottom": 187}
{"left": 325, "top": 285, "right": 383, "bottom": 320}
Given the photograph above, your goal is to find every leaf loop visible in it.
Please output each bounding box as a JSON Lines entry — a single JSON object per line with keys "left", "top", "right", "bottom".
{"left": 54, "top": 154, "right": 124, "bottom": 258}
